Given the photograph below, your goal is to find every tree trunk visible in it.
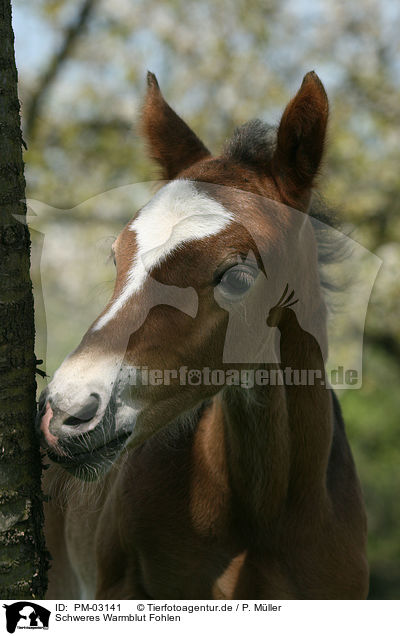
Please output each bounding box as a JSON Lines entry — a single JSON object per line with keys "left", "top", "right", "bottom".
{"left": 0, "top": 0, "right": 48, "bottom": 599}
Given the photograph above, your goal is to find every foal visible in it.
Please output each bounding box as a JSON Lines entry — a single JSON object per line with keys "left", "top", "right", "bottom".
{"left": 39, "top": 71, "right": 369, "bottom": 599}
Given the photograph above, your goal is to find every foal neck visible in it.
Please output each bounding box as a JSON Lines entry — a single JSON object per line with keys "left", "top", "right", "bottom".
{"left": 221, "top": 381, "right": 290, "bottom": 526}
{"left": 201, "top": 353, "right": 334, "bottom": 538}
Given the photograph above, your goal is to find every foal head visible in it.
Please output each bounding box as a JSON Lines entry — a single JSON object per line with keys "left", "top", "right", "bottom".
{"left": 38, "top": 71, "right": 329, "bottom": 475}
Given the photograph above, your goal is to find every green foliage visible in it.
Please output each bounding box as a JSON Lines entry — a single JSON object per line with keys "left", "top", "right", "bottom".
{"left": 342, "top": 346, "right": 400, "bottom": 599}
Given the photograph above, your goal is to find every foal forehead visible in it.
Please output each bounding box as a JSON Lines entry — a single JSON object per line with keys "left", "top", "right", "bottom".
{"left": 93, "top": 181, "right": 235, "bottom": 332}
{"left": 124, "top": 179, "right": 234, "bottom": 263}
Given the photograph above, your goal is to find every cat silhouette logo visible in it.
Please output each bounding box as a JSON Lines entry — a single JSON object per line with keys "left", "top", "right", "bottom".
{"left": 3, "top": 602, "right": 50, "bottom": 633}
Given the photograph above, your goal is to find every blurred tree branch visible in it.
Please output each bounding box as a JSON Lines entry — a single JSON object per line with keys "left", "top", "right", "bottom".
{"left": 25, "top": 0, "right": 97, "bottom": 141}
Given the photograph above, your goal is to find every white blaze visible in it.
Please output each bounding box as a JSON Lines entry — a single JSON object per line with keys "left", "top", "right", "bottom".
{"left": 93, "top": 180, "right": 233, "bottom": 331}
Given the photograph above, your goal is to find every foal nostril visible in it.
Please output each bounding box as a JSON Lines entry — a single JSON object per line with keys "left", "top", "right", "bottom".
{"left": 63, "top": 393, "right": 100, "bottom": 427}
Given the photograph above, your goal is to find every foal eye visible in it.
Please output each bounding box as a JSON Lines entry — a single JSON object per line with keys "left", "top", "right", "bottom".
{"left": 218, "top": 265, "right": 257, "bottom": 297}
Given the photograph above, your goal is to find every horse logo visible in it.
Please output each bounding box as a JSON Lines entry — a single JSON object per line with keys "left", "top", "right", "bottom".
{"left": 3, "top": 602, "right": 50, "bottom": 633}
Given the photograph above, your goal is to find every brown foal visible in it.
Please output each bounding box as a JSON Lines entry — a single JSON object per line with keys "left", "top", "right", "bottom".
{"left": 38, "top": 71, "right": 369, "bottom": 599}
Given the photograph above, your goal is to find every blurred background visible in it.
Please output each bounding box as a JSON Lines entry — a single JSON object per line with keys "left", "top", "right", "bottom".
{"left": 12, "top": 0, "right": 400, "bottom": 599}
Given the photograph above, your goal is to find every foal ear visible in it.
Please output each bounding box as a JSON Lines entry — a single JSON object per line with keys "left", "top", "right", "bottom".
{"left": 272, "top": 71, "right": 329, "bottom": 203}
{"left": 141, "top": 72, "right": 211, "bottom": 180}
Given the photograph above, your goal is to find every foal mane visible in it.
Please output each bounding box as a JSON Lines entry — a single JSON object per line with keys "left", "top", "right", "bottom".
{"left": 223, "top": 119, "right": 348, "bottom": 295}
